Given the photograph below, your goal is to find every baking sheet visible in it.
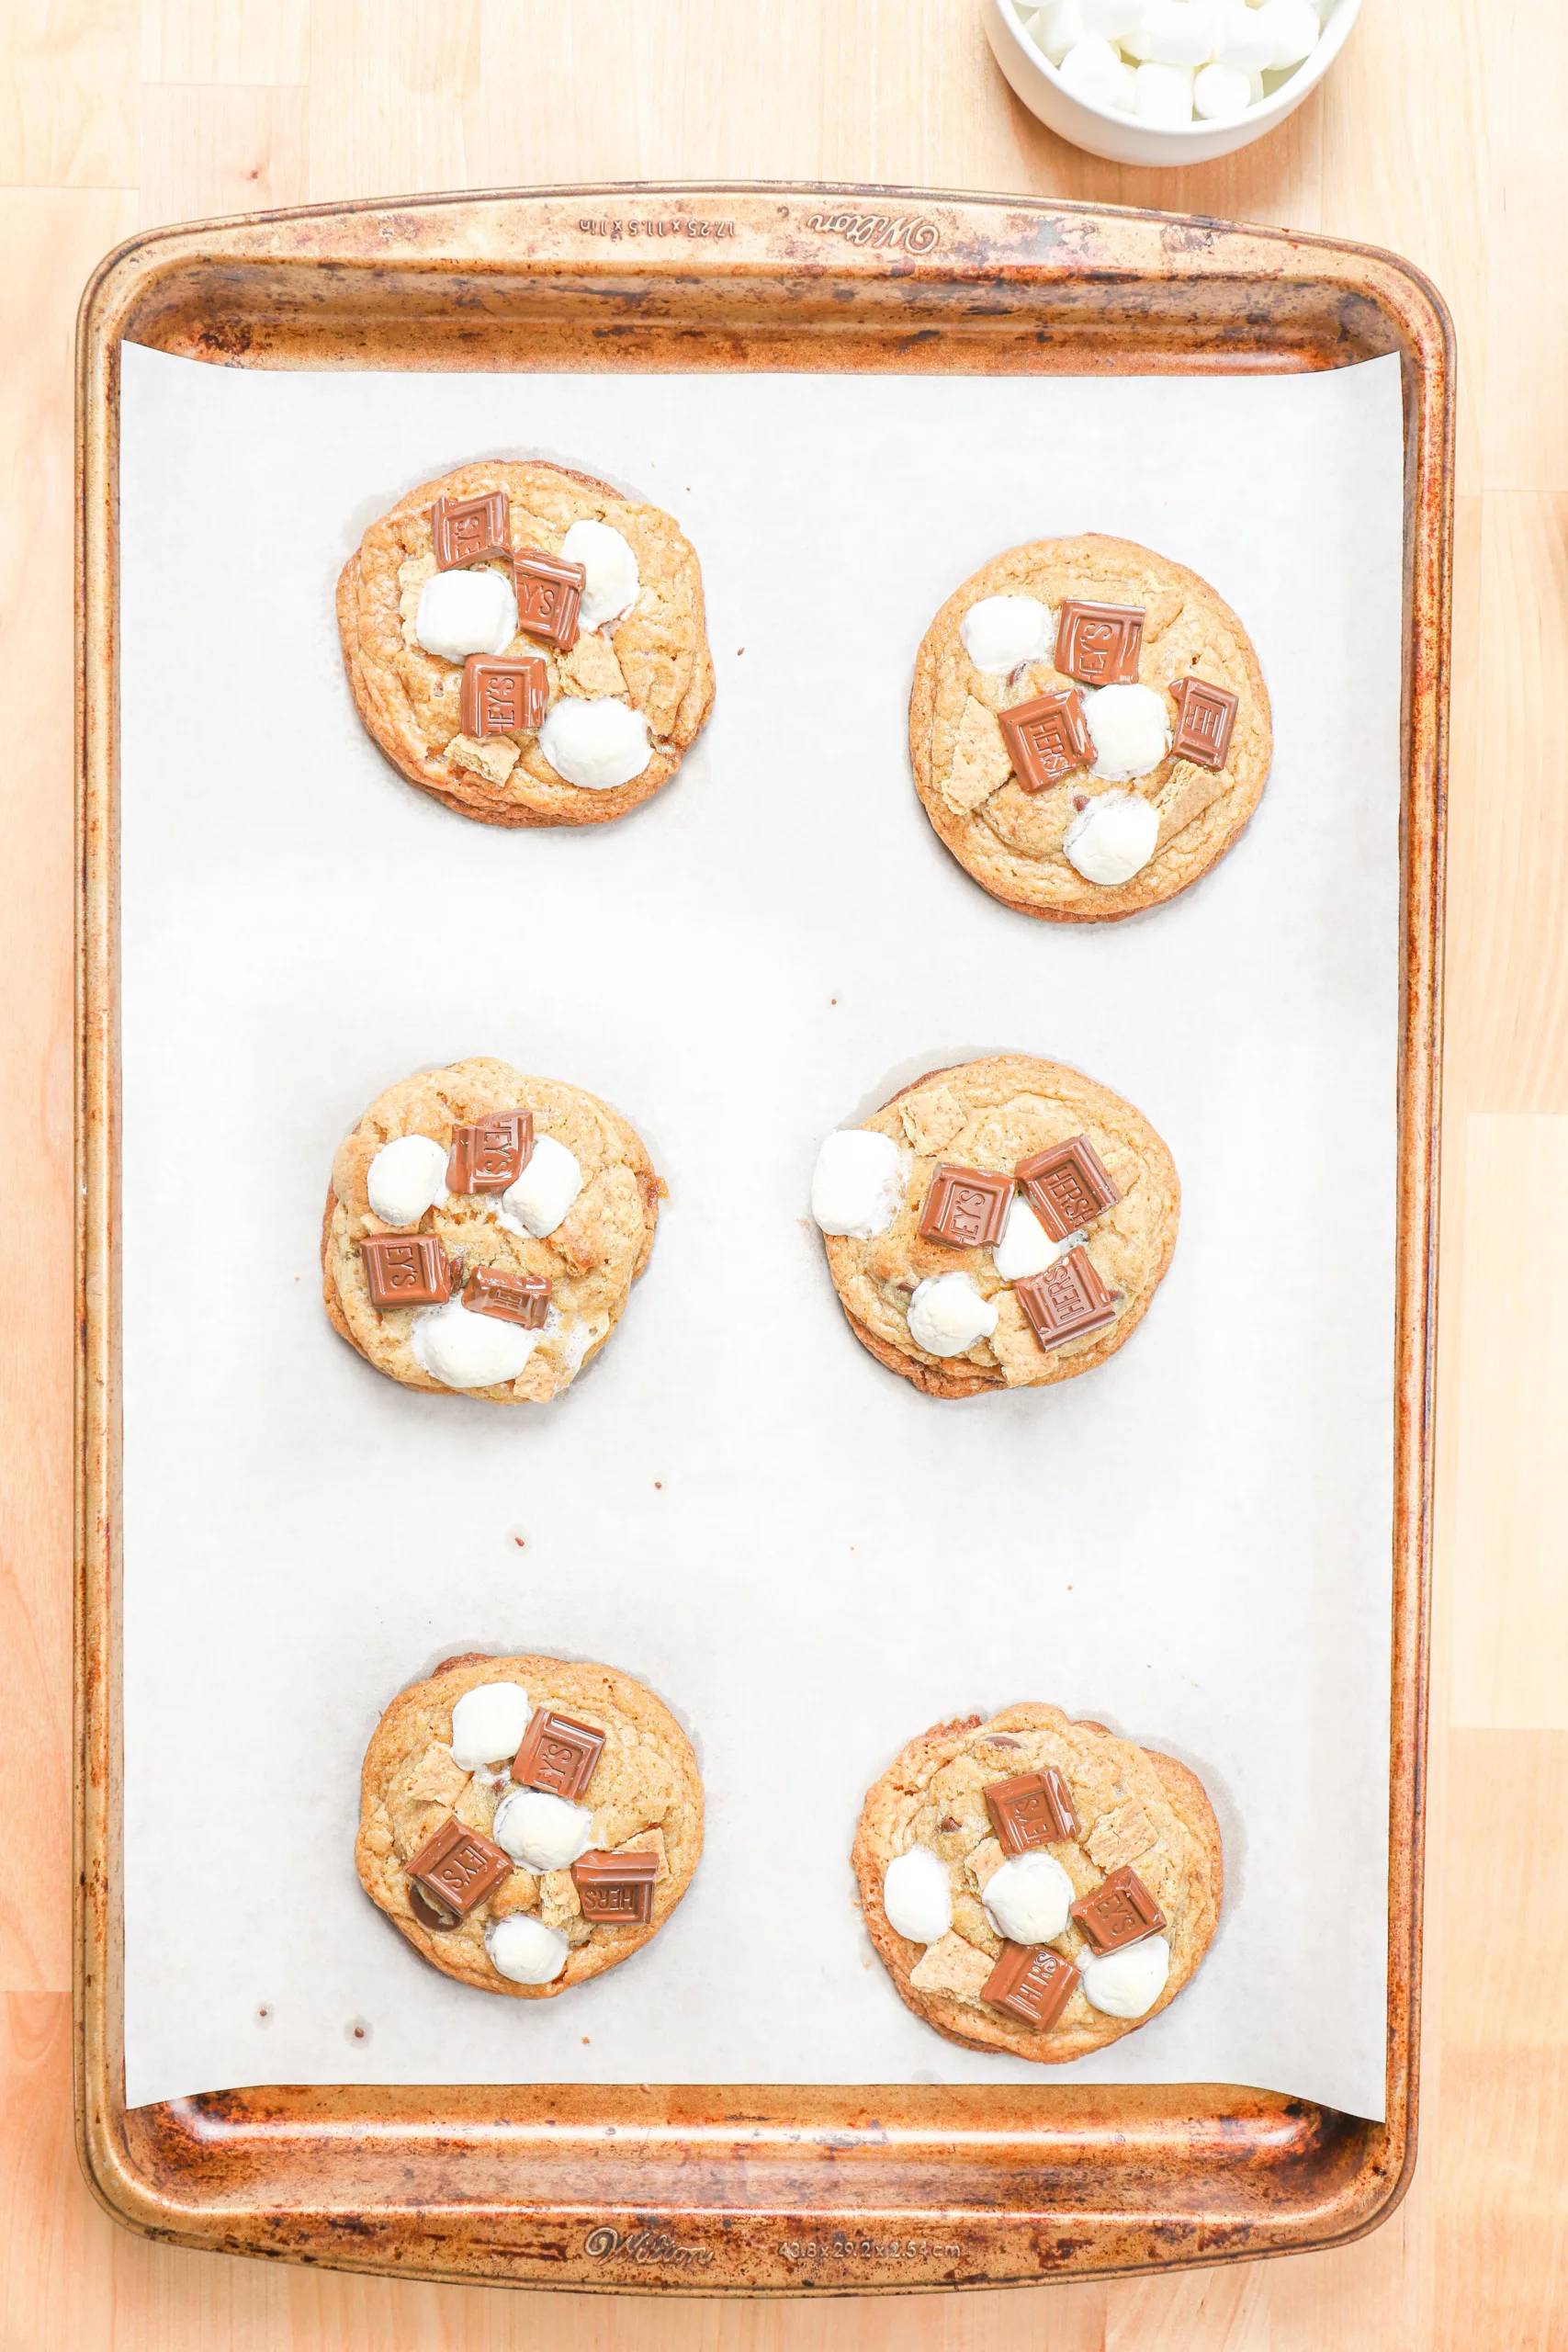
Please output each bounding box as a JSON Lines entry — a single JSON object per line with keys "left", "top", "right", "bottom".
{"left": 118, "top": 344, "right": 1402, "bottom": 2119}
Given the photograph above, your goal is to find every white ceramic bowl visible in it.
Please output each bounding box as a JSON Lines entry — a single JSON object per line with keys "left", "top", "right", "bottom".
{"left": 981, "top": 0, "right": 1362, "bottom": 166}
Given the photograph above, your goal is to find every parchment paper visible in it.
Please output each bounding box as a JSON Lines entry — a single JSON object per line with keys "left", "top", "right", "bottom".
{"left": 118, "top": 344, "right": 1403, "bottom": 2118}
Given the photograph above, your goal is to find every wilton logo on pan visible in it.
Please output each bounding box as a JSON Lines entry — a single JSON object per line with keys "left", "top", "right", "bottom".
{"left": 583, "top": 2224, "right": 714, "bottom": 2268}
{"left": 806, "top": 211, "right": 942, "bottom": 253}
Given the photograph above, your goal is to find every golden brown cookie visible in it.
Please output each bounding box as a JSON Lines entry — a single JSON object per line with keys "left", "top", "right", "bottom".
{"left": 910, "top": 534, "right": 1270, "bottom": 920}
{"left": 321, "top": 1056, "right": 660, "bottom": 1404}
{"left": 338, "top": 460, "right": 715, "bottom": 826}
{"left": 357, "top": 1652, "right": 704, "bottom": 1998}
{"left": 852, "top": 1703, "right": 1222, "bottom": 2062}
{"left": 811, "top": 1055, "right": 1179, "bottom": 1398}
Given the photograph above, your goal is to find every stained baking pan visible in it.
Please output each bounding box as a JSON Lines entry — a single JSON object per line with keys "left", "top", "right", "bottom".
{"left": 76, "top": 184, "right": 1450, "bottom": 2292}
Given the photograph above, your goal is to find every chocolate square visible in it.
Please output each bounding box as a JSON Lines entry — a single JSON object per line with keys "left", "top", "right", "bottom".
{"left": 1055, "top": 600, "right": 1145, "bottom": 686}
{"left": 433, "top": 492, "right": 511, "bottom": 571}
{"left": 1013, "top": 1248, "right": 1119, "bottom": 1351}
{"left": 998, "top": 688, "right": 1091, "bottom": 793}
{"left": 570, "top": 1849, "right": 659, "bottom": 1926}
{"left": 985, "top": 1769, "right": 1079, "bottom": 1853}
{"left": 1171, "top": 675, "right": 1239, "bottom": 770}
{"left": 358, "top": 1231, "right": 454, "bottom": 1312}
{"left": 446, "top": 1110, "right": 533, "bottom": 1195}
{"left": 460, "top": 654, "right": 547, "bottom": 739}
{"left": 405, "top": 1815, "right": 512, "bottom": 1924}
{"left": 918, "top": 1163, "right": 1013, "bottom": 1250}
{"left": 982, "top": 1941, "right": 1080, "bottom": 2030}
{"left": 513, "top": 1707, "right": 606, "bottom": 1804}
{"left": 1014, "top": 1135, "right": 1121, "bottom": 1242}
{"left": 460, "top": 1265, "right": 551, "bottom": 1328}
{"left": 1071, "top": 1865, "right": 1166, "bottom": 1955}
{"left": 513, "top": 548, "right": 586, "bottom": 651}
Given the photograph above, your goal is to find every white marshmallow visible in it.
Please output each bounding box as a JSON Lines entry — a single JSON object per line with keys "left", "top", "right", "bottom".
{"left": 1193, "top": 58, "right": 1253, "bottom": 115}
{"left": 1033, "top": 0, "right": 1086, "bottom": 62}
{"left": 883, "top": 1847, "right": 953, "bottom": 1946}
{"left": 810, "top": 1129, "right": 906, "bottom": 1240}
{"left": 1064, "top": 788, "right": 1161, "bottom": 887}
{"left": 414, "top": 567, "right": 518, "bottom": 663}
{"left": 992, "top": 1193, "right": 1072, "bottom": 1282}
{"left": 501, "top": 1134, "right": 583, "bottom": 1239}
{"left": 366, "top": 1134, "right": 448, "bottom": 1227}
{"left": 1079, "top": 1933, "right": 1171, "bottom": 2018}
{"left": 1210, "top": 0, "right": 1275, "bottom": 70}
{"left": 1254, "top": 0, "right": 1318, "bottom": 66}
{"left": 1057, "top": 36, "right": 1136, "bottom": 107}
{"left": 1138, "top": 0, "right": 1215, "bottom": 64}
{"left": 1085, "top": 682, "right": 1171, "bottom": 781}
{"left": 560, "top": 518, "right": 640, "bottom": 632}
{"left": 486, "top": 1912, "right": 570, "bottom": 1985}
{"left": 1133, "top": 58, "right": 1194, "bottom": 121}
{"left": 449, "top": 1681, "right": 532, "bottom": 1769}
{"left": 907, "top": 1273, "right": 998, "bottom": 1357}
{"left": 981, "top": 1851, "right": 1076, "bottom": 1944}
{"left": 537, "top": 696, "right": 651, "bottom": 790}
{"left": 960, "top": 594, "right": 1055, "bottom": 672}
{"left": 492, "top": 1787, "right": 595, "bottom": 1871}
{"left": 410, "top": 1297, "right": 539, "bottom": 1389}
{"left": 1080, "top": 0, "right": 1145, "bottom": 34}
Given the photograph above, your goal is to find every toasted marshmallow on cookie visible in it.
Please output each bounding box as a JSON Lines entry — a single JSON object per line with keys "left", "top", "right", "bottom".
{"left": 502, "top": 1134, "right": 583, "bottom": 1239}
{"left": 1064, "top": 787, "right": 1160, "bottom": 886}
{"left": 1080, "top": 1933, "right": 1171, "bottom": 2018}
{"left": 560, "top": 519, "right": 640, "bottom": 631}
{"left": 981, "top": 1851, "right": 1076, "bottom": 1944}
{"left": 538, "top": 696, "right": 652, "bottom": 790}
{"left": 811, "top": 1130, "right": 906, "bottom": 1240}
{"left": 908, "top": 1272, "right": 998, "bottom": 1356}
{"left": 1085, "top": 683, "right": 1170, "bottom": 782}
{"left": 411, "top": 1297, "right": 540, "bottom": 1389}
{"left": 367, "top": 1134, "right": 448, "bottom": 1227}
{"left": 485, "top": 1912, "right": 570, "bottom": 1985}
{"left": 883, "top": 1846, "right": 953, "bottom": 1945}
{"left": 493, "top": 1787, "right": 594, "bottom": 1871}
{"left": 414, "top": 567, "right": 519, "bottom": 662}
{"left": 448, "top": 1680, "right": 532, "bottom": 1769}
{"left": 960, "top": 594, "right": 1055, "bottom": 673}
{"left": 992, "top": 1193, "right": 1073, "bottom": 1281}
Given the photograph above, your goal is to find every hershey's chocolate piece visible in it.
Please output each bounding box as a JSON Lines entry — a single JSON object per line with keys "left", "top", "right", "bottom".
{"left": 513, "top": 548, "right": 586, "bottom": 650}
{"left": 570, "top": 1849, "right": 659, "bottom": 1925}
{"left": 998, "top": 688, "right": 1091, "bottom": 793}
{"left": 460, "top": 653, "right": 547, "bottom": 739}
{"left": 446, "top": 1109, "right": 533, "bottom": 1195}
{"left": 985, "top": 1769, "right": 1079, "bottom": 1853}
{"left": 918, "top": 1162, "right": 1013, "bottom": 1250}
{"left": 1071, "top": 1864, "right": 1167, "bottom": 1955}
{"left": 460, "top": 1264, "right": 550, "bottom": 1329}
{"left": 1171, "top": 674, "right": 1239, "bottom": 770}
{"left": 408, "top": 1882, "right": 458, "bottom": 1931}
{"left": 433, "top": 492, "right": 511, "bottom": 571}
{"left": 1055, "top": 599, "right": 1145, "bottom": 686}
{"left": 405, "top": 1814, "right": 512, "bottom": 1922}
{"left": 1014, "top": 1248, "right": 1119, "bottom": 1351}
{"left": 513, "top": 1706, "right": 606, "bottom": 1803}
{"left": 358, "top": 1230, "right": 454, "bottom": 1311}
{"left": 983, "top": 1940, "right": 1080, "bottom": 2030}
{"left": 1014, "top": 1134, "right": 1122, "bottom": 1242}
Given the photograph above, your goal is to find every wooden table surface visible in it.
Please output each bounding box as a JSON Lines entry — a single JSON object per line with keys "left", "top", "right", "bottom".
{"left": 3, "top": 2, "right": 1562, "bottom": 2344}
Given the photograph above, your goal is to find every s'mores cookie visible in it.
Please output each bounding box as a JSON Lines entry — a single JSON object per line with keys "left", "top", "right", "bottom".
{"left": 853, "top": 1704, "right": 1222, "bottom": 2061}
{"left": 911, "top": 534, "right": 1270, "bottom": 919}
{"left": 338, "top": 460, "right": 715, "bottom": 826}
{"left": 357, "top": 1652, "right": 703, "bottom": 1996}
{"left": 321, "top": 1057, "right": 660, "bottom": 1403}
{"left": 809, "top": 1054, "right": 1179, "bottom": 1397}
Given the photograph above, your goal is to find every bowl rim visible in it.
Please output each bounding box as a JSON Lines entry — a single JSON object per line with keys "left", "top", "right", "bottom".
{"left": 993, "top": 0, "right": 1365, "bottom": 140}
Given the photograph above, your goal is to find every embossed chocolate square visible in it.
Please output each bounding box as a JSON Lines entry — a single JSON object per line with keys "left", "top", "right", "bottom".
{"left": 1071, "top": 1864, "right": 1166, "bottom": 1955}
{"left": 1171, "top": 675, "right": 1239, "bottom": 770}
{"left": 461, "top": 1265, "right": 550, "bottom": 1328}
{"left": 513, "top": 1707, "right": 606, "bottom": 1804}
{"left": 918, "top": 1163, "right": 1012, "bottom": 1250}
{"left": 460, "top": 654, "right": 547, "bottom": 740}
{"left": 513, "top": 548, "right": 586, "bottom": 651}
{"left": 571, "top": 1849, "right": 659, "bottom": 1925}
{"left": 433, "top": 492, "right": 511, "bottom": 571}
{"left": 405, "top": 1815, "right": 512, "bottom": 1924}
{"left": 1014, "top": 1135, "right": 1121, "bottom": 1242}
{"left": 446, "top": 1110, "right": 533, "bottom": 1194}
{"left": 1014, "top": 1248, "right": 1119, "bottom": 1351}
{"left": 985, "top": 1768, "right": 1078, "bottom": 1852}
{"left": 358, "top": 1231, "right": 454, "bottom": 1312}
{"left": 998, "top": 688, "right": 1091, "bottom": 793}
{"left": 983, "top": 1941, "right": 1079, "bottom": 2030}
{"left": 1055, "top": 600, "right": 1145, "bottom": 686}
